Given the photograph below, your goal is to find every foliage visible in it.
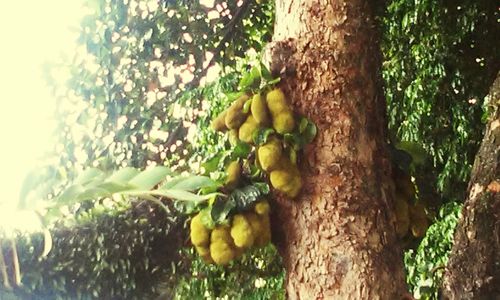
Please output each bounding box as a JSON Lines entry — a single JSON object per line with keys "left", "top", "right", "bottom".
{"left": 1, "top": 202, "right": 183, "bottom": 300}
{"left": 172, "top": 245, "right": 284, "bottom": 300}
{"left": 382, "top": 0, "right": 499, "bottom": 202}
{"left": 404, "top": 201, "right": 462, "bottom": 299}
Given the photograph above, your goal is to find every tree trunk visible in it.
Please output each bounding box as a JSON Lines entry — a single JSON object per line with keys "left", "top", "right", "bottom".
{"left": 268, "top": 0, "right": 407, "bottom": 298}
{"left": 442, "top": 73, "right": 500, "bottom": 299}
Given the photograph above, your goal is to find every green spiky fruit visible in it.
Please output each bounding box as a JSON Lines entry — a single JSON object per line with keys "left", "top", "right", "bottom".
{"left": 394, "top": 192, "right": 410, "bottom": 238}
{"left": 211, "top": 110, "right": 228, "bottom": 132}
{"left": 225, "top": 161, "right": 241, "bottom": 190}
{"left": 251, "top": 93, "right": 270, "bottom": 125}
{"left": 266, "top": 88, "right": 288, "bottom": 116}
{"left": 254, "top": 201, "right": 270, "bottom": 215}
{"left": 238, "top": 115, "right": 260, "bottom": 144}
{"left": 225, "top": 95, "right": 249, "bottom": 129}
{"left": 257, "top": 137, "right": 282, "bottom": 172}
{"left": 190, "top": 213, "right": 210, "bottom": 247}
{"left": 273, "top": 111, "right": 295, "bottom": 134}
{"left": 210, "top": 240, "right": 235, "bottom": 265}
{"left": 230, "top": 214, "right": 255, "bottom": 248}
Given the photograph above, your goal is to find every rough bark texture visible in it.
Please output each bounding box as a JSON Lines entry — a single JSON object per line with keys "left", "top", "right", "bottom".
{"left": 268, "top": 0, "right": 407, "bottom": 299}
{"left": 442, "top": 73, "right": 500, "bottom": 299}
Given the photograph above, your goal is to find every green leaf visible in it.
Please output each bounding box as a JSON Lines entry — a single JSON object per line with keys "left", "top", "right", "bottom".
{"left": 161, "top": 175, "right": 218, "bottom": 192}
{"left": 57, "top": 184, "right": 86, "bottom": 204}
{"left": 128, "top": 166, "right": 171, "bottom": 190}
{"left": 97, "top": 181, "right": 133, "bottom": 194}
{"left": 76, "top": 187, "right": 111, "bottom": 201}
{"left": 202, "top": 154, "right": 222, "bottom": 173}
{"left": 225, "top": 91, "right": 247, "bottom": 103}
{"left": 199, "top": 207, "right": 215, "bottom": 229}
{"left": 228, "top": 183, "right": 269, "bottom": 210}
{"left": 210, "top": 197, "right": 235, "bottom": 225}
{"left": 232, "top": 141, "right": 251, "bottom": 159}
{"left": 396, "top": 141, "right": 427, "bottom": 166}
{"left": 75, "top": 168, "right": 105, "bottom": 185}
{"left": 283, "top": 133, "right": 304, "bottom": 150}
{"left": 302, "top": 119, "right": 317, "bottom": 144}
{"left": 107, "top": 167, "right": 140, "bottom": 183}
{"left": 252, "top": 127, "right": 275, "bottom": 145}
{"left": 238, "top": 65, "right": 261, "bottom": 90}
{"left": 260, "top": 62, "right": 273, "bottom": 81}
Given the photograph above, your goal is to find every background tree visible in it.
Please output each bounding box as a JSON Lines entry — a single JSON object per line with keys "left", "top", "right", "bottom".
{"left": 442, "top": 73, "right": 499, "bottom": 299}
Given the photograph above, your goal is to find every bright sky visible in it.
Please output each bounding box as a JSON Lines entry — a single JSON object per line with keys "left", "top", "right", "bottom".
{"left": 0, "top": 1, "right": 85, "bottom": 229}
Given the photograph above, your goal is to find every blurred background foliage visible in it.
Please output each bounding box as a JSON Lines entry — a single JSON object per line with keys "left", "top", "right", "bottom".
{"left": 0, "top": 0, "right": 498, "bottom": 299}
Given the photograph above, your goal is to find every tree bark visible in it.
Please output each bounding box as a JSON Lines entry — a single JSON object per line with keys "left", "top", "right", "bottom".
{"left": 268, "top": 0, "right": 407, "bottom": 299}
{"left": 442, "top": 73, "right": 500, "bottom": 299}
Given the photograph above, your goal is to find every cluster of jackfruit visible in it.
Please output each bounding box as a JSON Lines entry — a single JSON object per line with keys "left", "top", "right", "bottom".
{"left": 393, "top": 168, "right": 429, "bottom": 239}
{"left": 190, "top": 201, "right": 272, "bottom": 265}
{"left": 212, "top": 88, "right": 304, "bottom": 198}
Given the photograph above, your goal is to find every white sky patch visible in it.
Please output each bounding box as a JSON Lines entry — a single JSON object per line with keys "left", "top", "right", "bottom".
{"left": 0, "top": 0, "right": 86, "bottom": 229}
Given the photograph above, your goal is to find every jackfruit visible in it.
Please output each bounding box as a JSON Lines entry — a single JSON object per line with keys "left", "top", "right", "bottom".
{"left": 211, "top": 110, "right": 228, "bottom": 132}
{"left": 210, "top": 240, "right": 235, "bottom": 265}
{"left": 266, "top": 88, "right": 288, "bottom": 116}
{"left": 228, "top": 129, "right": 239, "bottom": 146}
{"left": 394, "top": 192, "right": 410, "bottom": 238}
{"left": 238, "top": 115, "right": 260, "bottom": 144}
{"left": 254, "top": 201, "right": 270, "bottom": 215}
{"left": 409, "top": 202, "right": 428, "bottom": 238}
{"left": 281, "top": 174, "right": 302, "bottom": 198}
{"left": 395, "top": 173, "right": 416, "bottom": 200}
{"left": 225, "top": 161, "right": 241, "bottom": 190}
{"left": 245, "top": 212, "right": 263, "bottom": 235}
{"left": 411, "top": 218, "right": 429, "bottom": 238}
{"left": 251, "top": 93, "right": 270, "bottom": 125}
{"left": 269, "top": 157, "right": 302, "bottom": 198}
{"left": 211, "top": 225, "right": 233, "bottom": 244}
{"left": 225, "top": 95, "right": 249, "bottom": 129}
{"left": 273, "top": 111, "right": 295, "bottom": 134}
{"left": 270, "top": 169, "right": 294, "bottom": 191}
{"left": 190, "top": 213, "right": 210, "bottom": 247}
{"left": 258, "top": 138, "right": 283, "bottom": 172}
{"left": 230, "top": 214, "right": 255, "bottom": 248}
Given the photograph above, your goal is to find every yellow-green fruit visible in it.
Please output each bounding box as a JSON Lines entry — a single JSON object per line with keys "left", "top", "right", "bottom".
{"left": 190, "top": 213, "right": 210, "bottom": 247}
{"left": 273, "top": 111, "right": 295, "bottom": 134}
{"left": 395, "top": 173, "right": 416, "bottom": 200}
{"left": 211, "top": 110, "right": 228, "bottom": 132}
{"left": 225, "top": 161, "right": 241, "bottom": 190}
{"left": 254, "top": 214, "right": 271, "bottom": 247}
{"left": 409, "top": 202, "right": 428, "bottom": 238}
{"left": 411, "top": 217, "right": 429, "bottom": 238}
{"left": 210, "top": 241, "right": 235, "bottom": 265}
{"left": 245, "top": 213, "right": 263, "bottom": 236}
{"left": 270, "top": 169, "right": 294, "bottom": 191}
{"left": 230, "top": 214, "right": 255, "bottom": 248}
{"left": 266, "top": 88, "right": 288, "bottom": 116}
{"left": 225, "top": 95, "right": 249, "bottom": 129}
{"left": 238, "top": 115, "right": 260, "bottom": 144}
{"left": 228, "top": 129, "right": 239, "bottom": 146}
{"left": 254, "top": 201, "right": 270, "bottom": 215}
{"left": 251, "top": 93, "right": 270, "bottom": 125}
{"left": 258, "top": 138, "right": 282, "bottom": 172}
{"left": 282, "top": 174, "right": 302, "bottom": 198}
{"left": 211, "top": 225, "right": 233, "bottom": 244}
{"left": 394, "top": 192, "right": 410, "bottom": 238}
